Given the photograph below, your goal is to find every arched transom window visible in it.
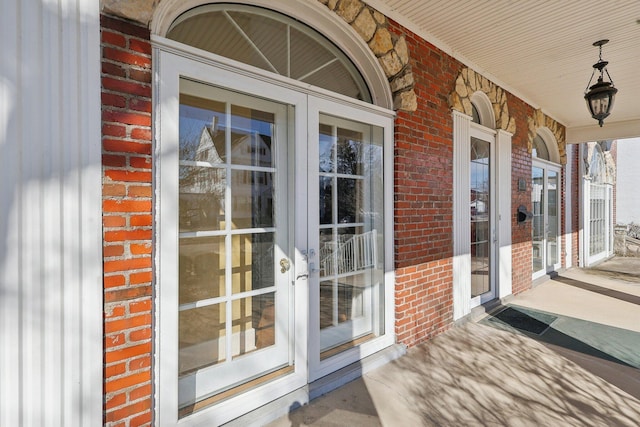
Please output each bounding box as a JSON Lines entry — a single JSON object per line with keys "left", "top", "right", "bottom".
{"left": 532, "top": 134, "right": 550, "bottom": 160}
{"left": 167, "top": 4, "right": 371, "bottom": 102}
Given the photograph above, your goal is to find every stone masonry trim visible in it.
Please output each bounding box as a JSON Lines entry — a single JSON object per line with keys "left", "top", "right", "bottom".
{"left": 448, "top": 67, "right": 516, "bottom": 134}
{"left": 528, "top": 109, "right": 567, "bottom": 165}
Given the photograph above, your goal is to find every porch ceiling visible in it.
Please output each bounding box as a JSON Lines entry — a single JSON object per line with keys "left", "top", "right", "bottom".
{"left": 367, "top": 0, "right": 640, "bottom": 143}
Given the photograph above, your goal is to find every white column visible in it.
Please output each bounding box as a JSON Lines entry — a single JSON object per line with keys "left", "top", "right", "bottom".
{"left": 453, "top": 111, "right": 471, "bottom": 320}
{"left": 496, "top": 130, "right": 512, "bottom": 299}
{"left": 0, "top": 1, "right": 102, "bottom": 426}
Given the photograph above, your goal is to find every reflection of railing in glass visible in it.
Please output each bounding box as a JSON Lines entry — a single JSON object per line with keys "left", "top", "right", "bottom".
{"left": 320, "top": 230, "right": 377, "bottom": 276}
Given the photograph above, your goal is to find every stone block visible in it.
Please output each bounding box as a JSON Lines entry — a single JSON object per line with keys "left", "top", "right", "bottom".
{"left": 369, "top": 27, "right": 394, "bottom": 56}
{"left": 372, "top": 9, "right": 387, "bottom": 25}
{"left": 390, "top": 69, "right": 414, "bottom": 92}
{"left": 394, "top": 90, "right": 418, "bottom": 112}
{"left": 336, "top": 0, "right": 363, "bottom": 23}
{"left": 353, "top": 8, "right": 377, "bottom": 41}
{"left": 102, "top": 0, "right": 154, "bottom": 25}
{"left": 379, "top": 49, "right": 403, "bottom": 77}
{"left": 455, "top": 75, "right": 468, "bottom": 98}
{"left": 395, "top": 36, "right": 409, "bottom": 67}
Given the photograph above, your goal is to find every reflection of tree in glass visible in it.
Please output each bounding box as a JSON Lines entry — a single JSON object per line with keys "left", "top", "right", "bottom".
{"left": 337, "top": 136, "right": 361, "bottom": 223}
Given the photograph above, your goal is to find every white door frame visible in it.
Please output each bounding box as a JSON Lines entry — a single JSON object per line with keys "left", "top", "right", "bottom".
{"left": 532, "top": 159, "right": 562, "bottom": 279}
{"left": 154, "top": 37, "right": 395, "bottom": 425}
{"left": 307, "top": 97, "right": 394, "bottom": 381}
{"left": 469, "top": 123, "right": 497, "bottom": 308}
{"left": 155, "top": 46, "right": 308, "bottom": 427}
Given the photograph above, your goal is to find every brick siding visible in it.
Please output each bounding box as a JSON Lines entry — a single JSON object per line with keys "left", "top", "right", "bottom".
{"left": 390, "top": 21, "right": 458, "bottom": 345}
{"left": 101, "top": 15, "right": 153, "bottom": 427}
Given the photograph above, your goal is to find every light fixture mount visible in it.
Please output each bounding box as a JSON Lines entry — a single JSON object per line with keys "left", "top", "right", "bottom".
{"left": 584, "top": 39, "right": 618, "bottom": 127}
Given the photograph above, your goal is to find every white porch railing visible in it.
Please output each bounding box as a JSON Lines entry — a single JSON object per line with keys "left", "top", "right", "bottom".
{"left": 320, "top": 230, "right": 377, "bottom": 276}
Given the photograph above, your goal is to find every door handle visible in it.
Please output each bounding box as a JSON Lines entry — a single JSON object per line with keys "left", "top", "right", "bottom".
{"left": 280, "top": 258, "right": 291, "bottom": 273}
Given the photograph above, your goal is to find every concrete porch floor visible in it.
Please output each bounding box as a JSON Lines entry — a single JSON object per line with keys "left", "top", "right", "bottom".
{"left": 268, "top": 257, "right": 640, "bottom": 426}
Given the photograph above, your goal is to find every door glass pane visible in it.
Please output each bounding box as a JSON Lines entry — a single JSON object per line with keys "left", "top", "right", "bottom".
{"left": 230, "top": 105, "right": 274, "bottom": 167}
{"left": 532, "top": 167, "right": 545, "bottom": 273}
{"left": 317, "top": 115, "right": 385, "bottom": 355}
{"left": 231, "top": 292, "right": 276, "bottom": 358}
{"left": 179, "top": 236, "right": 225, "bottom": 304}
{"left": 179, "top": 303, "right": 226, "bottom": 376}
{"left": 547, "top": 171, "right": 558, "bottom": 267}
{"left": 231, "top": 232, "right": 275, "bottom": 294}
{"left": 231, "top": 170, "right": 274, "bottom": 228}
{"left": 178, "top": 79, "right": 289, "bottom": 410}
{"left": 471, "top": 137, "right": 490, "bottom": 297}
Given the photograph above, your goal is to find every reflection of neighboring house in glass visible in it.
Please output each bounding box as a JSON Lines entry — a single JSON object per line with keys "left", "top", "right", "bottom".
{"left": 470, "top": 189, "right": 488, "bottom": 219}
{"left": 180, "top": 119, "right": 274, "bottom": 230}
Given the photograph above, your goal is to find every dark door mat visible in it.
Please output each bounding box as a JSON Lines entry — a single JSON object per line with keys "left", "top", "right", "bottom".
{"left": 483, "top": 306, "right": 557, "bottom": 335}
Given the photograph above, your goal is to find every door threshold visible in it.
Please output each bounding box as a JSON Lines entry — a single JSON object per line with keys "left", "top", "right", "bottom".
{"left": 181, "top": 365, "right": 295, "bottom": 418}
{"left": 223, "top": 343, "right": 406, "bottom": 427}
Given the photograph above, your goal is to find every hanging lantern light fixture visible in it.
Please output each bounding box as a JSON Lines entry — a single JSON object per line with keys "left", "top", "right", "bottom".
{"left": 584, "top": 39, "right": 618, "bottom": 127}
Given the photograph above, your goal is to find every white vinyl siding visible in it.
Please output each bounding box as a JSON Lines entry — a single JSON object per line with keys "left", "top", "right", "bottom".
{"left": 0, "top": 1, "right": 102, "bottom": 426}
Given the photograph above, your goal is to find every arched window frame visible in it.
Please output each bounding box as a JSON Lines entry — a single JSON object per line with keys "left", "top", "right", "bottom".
{"left": 470, "top": 91, "right": 496, "bottom": 129}
{"left": 151, "top": 0, "right": 393, "bottom": 109}
{"left": 534, "top": 127, "right": 561, "bottom": 164}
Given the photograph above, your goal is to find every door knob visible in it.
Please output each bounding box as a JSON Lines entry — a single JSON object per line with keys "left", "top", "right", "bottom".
{"left": 280, "top": 258, "right": 291, "bottom": 273}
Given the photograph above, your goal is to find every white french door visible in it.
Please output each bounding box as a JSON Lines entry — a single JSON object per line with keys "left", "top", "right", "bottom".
{"left": 470, "top": 124, "right": 496, "bottom": 307}
{"left": 532, "top": 161, "right": 561, "bottom": 279}
{"left": 157, "top": 48, "right": 394, "bottom": 424}
{"left": 307, "top": 98, "right": 393, "bottom": 381}
{"left": 176, "top": 79, "right": 295, "bottom": 409}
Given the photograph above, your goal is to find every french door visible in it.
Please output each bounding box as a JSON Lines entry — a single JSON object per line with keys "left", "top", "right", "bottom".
{"left": 308, "top": 100, "right": 391, "bottom": 380}
{"left": 470, "top": 125, "right": 496, "bottom": 307}
{"left": 176, "top": 79, "right": 294, "bottom": 410}
{"left": 157, "top": 49, "right": 393, "bottom": 425}
{"left": 532, "top": 162, "right": 561, "bottom": 278}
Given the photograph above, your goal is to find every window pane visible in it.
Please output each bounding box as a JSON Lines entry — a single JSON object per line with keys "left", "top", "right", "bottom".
{"left": 180, "top": 95, "right": 227, "bottom": 162}
{"left": 179, "top": 303, "right": 226, "bottom": 376}
{"left": 179, "top": 166, "right": 226, "bottom": 232}
{"left": 230, "top": 105, "right": 274, "bottom": 167}
{"left": 319, "top": 176, "right": 334, "bottom": 225}
{"left": 231, "top": 170, "right": 274, "bottom": 229}
{"left": 337, "top": 127, "right": 364, "bottom": 175}
{"left": 179, "top": 236, "right": 225, "bottom": 304}
{"left": 231, "top": 232, "right": 275, "bottom": 294}
{"left": 319, "top": 124, "right": 335, "bottom": 172}
{"left": 168, "top": 5, "right": 371, "bottom": 102}
{"left": 337, "top": 178, "right": 362, "bottom": 224}
{"left": 232, "top": 292, "right": 276, "bottom": 358}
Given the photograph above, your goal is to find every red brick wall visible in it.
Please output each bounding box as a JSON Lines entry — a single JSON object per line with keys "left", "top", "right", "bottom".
{"left": 101, "top": 15, "right": 153, "bottom": 427}
{"left": 390, "top": 22, "right": 459, "bottom": 346}
{"left": 507, "top": 99, "right": 535, "bottom": 293}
